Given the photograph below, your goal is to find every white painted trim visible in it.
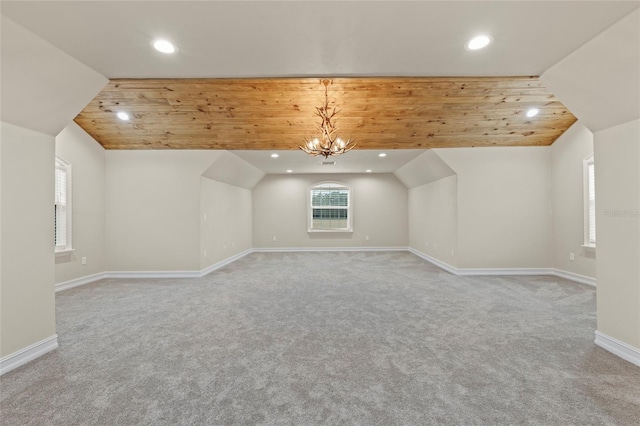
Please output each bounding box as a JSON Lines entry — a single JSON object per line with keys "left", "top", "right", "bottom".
{"left": 408, "top": 247, "right": 597, "bottom": 286}
{"left": 53, "top": 248, "right": 596, "bottom": 291}
{"left": 106, "top": 270, "right": 202, "bottom": 279}
{"left": 253, "top": 246, "right": 408, "bottom": 253}
{"left": 55, "top": 272, "right": 107, "bottom": 293}
{"left": 594, "top": 331, "right": 640, "bottom": 367}
{"left": 200, "top": 249, "right": 253, "bottom": 277}
{"left": 550, "top": 268, "right": 596, "bottom": 287}
{"left": 0, "top": 335, "right": 58, "bottom": 376}
{"left": 408, "top": 247, "right": 459, "bottom": 274}
{"left": 54, "top": 250, "right": 255, "bottom": 288}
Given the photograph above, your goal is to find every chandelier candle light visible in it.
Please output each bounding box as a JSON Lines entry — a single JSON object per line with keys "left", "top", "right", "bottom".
{"left": 299, "top": 79, "right": 356, "bottom": 158}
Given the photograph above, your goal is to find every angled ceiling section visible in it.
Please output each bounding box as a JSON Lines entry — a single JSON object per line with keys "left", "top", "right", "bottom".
{"left": 540, "top": 8, "right": 640, "bottom": 132}
{"left": 394, "top": 150, "right": 457, "bottom": 189}
{"left": 201, "top": 151, "right": 265, "bottom": 189}
{"left": 0, "top": 15, "right": 107, "bottom": 136}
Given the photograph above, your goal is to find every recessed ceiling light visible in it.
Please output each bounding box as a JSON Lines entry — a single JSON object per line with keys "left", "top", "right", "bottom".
{"left": 526, "top": 108, "right": 540, "bottom": 118}
{"left": 270, "top": 153, "right": 279, "bottom": 158}
{"left": 116, "top": 111, "right": 130, "bottom": 121}
{"left": 366, "top": 169, "right": 372, "bottom": 173}
{"left": 286, "top": 169, "right": 293, "bottom": 173}
{"left": 153, "top": 39, "right": 176, "bottom": 54}
{"left": 466, "top": 35, "right": 493, "bottom": 50}
{"left": 378, "top": 153, "right": 387, "bottom": 158}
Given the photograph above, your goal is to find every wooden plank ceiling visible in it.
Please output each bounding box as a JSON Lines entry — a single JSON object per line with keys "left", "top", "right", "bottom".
{"left": 75, "top": 77, "right": 577, "bottom": 150}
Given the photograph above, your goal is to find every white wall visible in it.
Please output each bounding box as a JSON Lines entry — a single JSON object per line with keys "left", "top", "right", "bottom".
{"left": 105, "top": 150, "right": 221, "bottom": 272}
{"left": 550, "top": 122, "right": 596, "bottom": 279}
{"left": 408, "top": 175, "right": 458, "bottom": 267}
{"left": 54, "top": 123, "right": 106, "bottom": 284}
{"left": 0, "top": 122, "right": 56, "bottom": 358}
{"left": 594, "top": 119, "right": 640, "bottom": 349}
{"left": 200, "top": 177, "right": 252, "bottom": 269}
{"left": 541, "top": 8, "right": 640, "bottom": 358}
{"left": 436, "top": 147, "right": 552, "bottom": 269}
{"left": 253, "top": 173, "right": 408, "bottom": 249}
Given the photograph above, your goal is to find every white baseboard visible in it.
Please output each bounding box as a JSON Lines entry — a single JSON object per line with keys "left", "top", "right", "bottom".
{"left": 0, "top": 335, "right": 58, "bottom": 376}
{"left": 105, "top": 270, "right": 202, "bottom": 279}
{"left": 54, "top": 248, "right": 597, "bottom": 291}
{"left": 54, "top": 250, "right": 256, "bottom": 291}
{"left": 200, "top": 249, "right": 253, "bottom": 276}
{"left": 408, "top": 248, "right": 459, "bottom": 274}
{"left": 408, "top": 247, "right": 597, "bottom": 286}
{"left": 594, "top": 331, "right": 640, "bottom": 367}
{"left": 55, "top": 272, "right": 107, "bottom": 293}
{"left": 253, "top": 246, "right": 408, "bottom": 253}
{"left": 550, "top": 268, "right": 596, "bottom": 287}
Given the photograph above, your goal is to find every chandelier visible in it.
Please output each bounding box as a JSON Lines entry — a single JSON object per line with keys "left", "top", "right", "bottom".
{"left": 299, "top": 79, "right": 356, "bottom": 158}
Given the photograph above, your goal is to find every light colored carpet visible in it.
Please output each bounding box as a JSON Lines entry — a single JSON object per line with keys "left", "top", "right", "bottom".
{"left": 1, "top": 251, "right": 639, "bottom": 425}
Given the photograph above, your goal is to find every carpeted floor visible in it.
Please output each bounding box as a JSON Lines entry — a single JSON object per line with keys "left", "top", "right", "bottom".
{"left": 1, "top": 251, "right": 639, "bottom": 425}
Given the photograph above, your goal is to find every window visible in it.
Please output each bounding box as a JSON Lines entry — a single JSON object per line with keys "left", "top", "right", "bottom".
{"left": 55, "top": 157, "right": 73, "bottom": 253}
{"left": 309, "top": 182, "right": 352, "bottom": 232}
{"left": 584, "top": 155, "right": 596, "bottom": 247}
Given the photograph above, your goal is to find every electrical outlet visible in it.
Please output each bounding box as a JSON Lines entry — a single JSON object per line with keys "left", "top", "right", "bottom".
{"left": 81, "top": 257, "right": 87, "bottom": 265}
{"left": 365, "top": 235, "right": 370, "bottom": 241}
{"left": 569, "top": 252, "right": 575, "bottom": 261}
{"left": 272, "top": 236, "right": 277, "bottom": 241}
{"left": 203, "top": 250, "right": 207, "bottom": 258}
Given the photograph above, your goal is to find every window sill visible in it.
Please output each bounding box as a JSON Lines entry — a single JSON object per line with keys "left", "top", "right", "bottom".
{"left": 308, "top": 229, "right": 353, "bottom": 234}
{"left": 581, "top": 244, "right": 596, "bottom": 252}
{"left": 55, "top": 248, "right": 75, "bottom": 257}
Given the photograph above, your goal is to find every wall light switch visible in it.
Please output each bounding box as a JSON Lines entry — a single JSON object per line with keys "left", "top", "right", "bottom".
{"left": 81, "top": 257, "right": 87, "bottom": 265}
{"left": 569, "top": 252, "right": 575, "bottom": 261}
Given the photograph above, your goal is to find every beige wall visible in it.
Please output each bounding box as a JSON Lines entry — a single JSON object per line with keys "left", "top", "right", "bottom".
{"left": 0, "top": 122, "right": 56, "bottom": 357}
{"left": 253, "top": 173, "right": 408, "bottom": 248}
{"left": 200, "top": 177, "right": 252, "bottom": 269}
{"left": 408, "top": 175, "right": 458, "bottom": 267}
{"left": 105, "top": 150, "right": 221, "bottom": 272}
{"left": 436, "top": 147, "right": 552, "bottom": 269}
{"left": 550, "top": 121, "right": 596, "bottom": 278}
{"left": 594, "top": 119, "right": 640, "bottom": 349}
{"left": 54, "top": 123, "right": 106, "bottom": 284}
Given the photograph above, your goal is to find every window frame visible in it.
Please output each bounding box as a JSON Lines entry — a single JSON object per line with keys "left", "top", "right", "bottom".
{"left": 583, "top": 154, "right": 596, "bottom": 249}
{"left": 308, "top": 181, "right": 353, "bottom": 233}
{"left": 55, "top": 156, "right": 73, "bottom": 255}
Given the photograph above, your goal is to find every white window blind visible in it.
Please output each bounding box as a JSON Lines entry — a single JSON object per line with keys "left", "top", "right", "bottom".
{"left": 587, "top": 160, "right": 596, "bottom": 245}
{"left": 55, "top": 158, "right": 72, "bottom": 250}
{"left": 309, "top": 183, "right": 352, "bottom": 232}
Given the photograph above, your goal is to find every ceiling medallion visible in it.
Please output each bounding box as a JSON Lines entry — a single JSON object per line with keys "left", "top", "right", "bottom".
{"left": 299, "top": 79, "right": 356, "bottom": 158}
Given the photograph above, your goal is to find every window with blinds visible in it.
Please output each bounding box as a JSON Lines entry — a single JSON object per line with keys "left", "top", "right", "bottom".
{"left": 584, "top": 155, "right": 596, "bottom": 246}
{"left": 55, "top": 157, "right": 72, "bottom": 251}
{"left": 309, "top": 182, "right": 352, "bottom": 232}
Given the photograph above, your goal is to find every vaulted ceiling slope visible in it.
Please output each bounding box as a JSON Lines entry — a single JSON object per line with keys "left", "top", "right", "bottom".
{"left": 75, "top": 77, "right": 576, "bottom": 150}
